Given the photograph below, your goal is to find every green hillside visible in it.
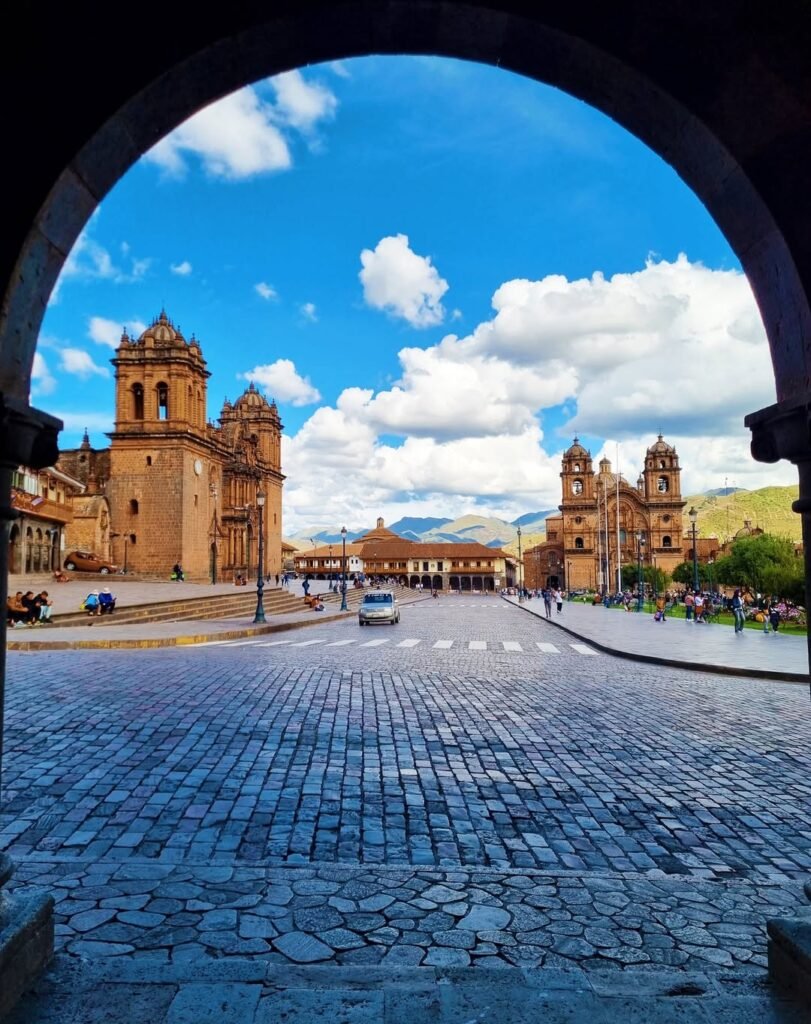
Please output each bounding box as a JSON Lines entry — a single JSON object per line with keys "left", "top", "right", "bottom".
{"left": 685, "top": 485, "right": 800, "bottom": 542}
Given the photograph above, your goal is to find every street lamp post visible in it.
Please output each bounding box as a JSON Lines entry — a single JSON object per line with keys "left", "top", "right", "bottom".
{"left": 253, "top": 490, "right": 266, "bottom": 623}
{"left": 340, "top": 526, "right": 348, "bottom": 610}
{"left": 689, "top": 506, "right": 699, "bottom": 593}
{"left": 636, "top": 531, "right": 644, "bottom": 612}
{"left": 209, "top": 484, "right": 218, "bottom": 584}
{"left": 328, "top": 544, "right": 333, "bottom": 583}
{"left": 517, "top": 525, "right": 523, "bottom": 603}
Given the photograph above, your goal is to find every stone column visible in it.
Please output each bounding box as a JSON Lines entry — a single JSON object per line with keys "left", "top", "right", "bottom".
{"left": 0, "top": 394, "right": 60, "bottom": 1018}
{"left": 745, "top": 393, "right": 811, "bottom": 687}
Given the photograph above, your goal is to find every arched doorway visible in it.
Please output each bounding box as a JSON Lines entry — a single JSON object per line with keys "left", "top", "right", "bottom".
{"left": 8, "top": 524, "right": 21, "bottom": 574}
{"left": 432, "top": 574, "right": 442, "bottom": 591}
{"left": 409, "top": 574, "right": 420, "bottom": 589}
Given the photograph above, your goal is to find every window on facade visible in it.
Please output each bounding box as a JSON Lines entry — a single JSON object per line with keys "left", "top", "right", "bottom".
{"left": 146, "top": 455, "right": 152, "bottom": 466}
{"left": 422, "top": 562, "right": 429, "bottom": 571}
{"left": 194, "top": 494, "right": 198, "bottom": 507}
{"left": 572, "top": 479, "right": 583, "bottom": 495}
{"left": 663, "top": 536, "right": 672, "bottom": 547}
{"left": 575, "top": 537, "right": 584, "bottom": 549}
{"left": 658, "top": 460, "right": 666, "bottom": 469}
{"left": 129, "top": 534, "right": 136, "bottom": 545}
{"left": 437, "top": 561, "right": 443, "bottom": 571}
{"left": 657, "top": 475, "right": 669, "bottom": 492}
{"left": 157, "top": 382, "right": 169, "bottom": 420}
{"left": 129, "top": 499, "right": 139, "bottom": 515}
{"left": 132, "top": 384, "right": 144, "bottom": 420}
{"left": 619, "top": 529, "right": 627, "bottom": 544}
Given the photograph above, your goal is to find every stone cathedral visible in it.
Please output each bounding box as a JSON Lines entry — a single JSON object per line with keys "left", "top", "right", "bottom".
{"left": 58, "top": 311, "right": 284, "bottom": 582}
{"left": 525, "top": 436, "right": 686, "bottom": 592}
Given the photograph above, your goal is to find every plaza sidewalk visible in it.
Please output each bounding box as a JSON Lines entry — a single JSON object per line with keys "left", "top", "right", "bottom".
{"left": 5, "top": 578, "right": 422, "bottom": 650}
{"left": 506, "top": 595, "right": 810, "bottom": 682}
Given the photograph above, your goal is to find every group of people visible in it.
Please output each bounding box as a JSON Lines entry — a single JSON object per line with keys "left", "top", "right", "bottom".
{"left": 82, "top": 587, "right": 116, "bottom": 616}
{"left": 7, "top": 589, "right": 53, "bottom": 626}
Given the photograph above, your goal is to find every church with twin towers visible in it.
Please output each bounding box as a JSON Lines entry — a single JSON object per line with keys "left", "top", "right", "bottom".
{"left": 58, "top": 310, "right": 284, "bottom": 582}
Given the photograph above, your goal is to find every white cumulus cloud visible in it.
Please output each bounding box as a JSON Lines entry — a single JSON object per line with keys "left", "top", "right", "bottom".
{"left": 240, "top": 359, "right": 321, "bottom": 406}
{"left": 359, "top": 234, "right": 449, "bottom": 328}
{"left": 88, "top": 316, "right": 148, "bottom": 349}
{"left": 145, "top": 87, "right": 292, "bottom": 180}
{"left": 255, "top": 282, "right": 278, "bottom": 301}
{"left": 59, "top": 348, "right": 110, "bottom": 378}
{"left": 171, "top": 260, "right": 193, "bottom": 276}
{"left": 31, "top": 352, "right": 56, "bottom": 396}
{"left": 300, "top": 302, "right": 318, "bottom": 322}
{"left": 272, "top": 70, "right": 338, "bottom": 132}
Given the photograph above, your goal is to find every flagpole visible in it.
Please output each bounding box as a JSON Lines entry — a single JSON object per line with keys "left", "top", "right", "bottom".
{"left": 616, "top": 444, "right": 622, "bottom": 592}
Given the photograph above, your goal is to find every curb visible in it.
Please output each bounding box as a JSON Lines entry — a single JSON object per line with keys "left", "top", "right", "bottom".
{"left": 504, "top": 597, "right": 810, "bottom": 683}
{"left": 6, "top": 610, "right": 354, "bottom": 652}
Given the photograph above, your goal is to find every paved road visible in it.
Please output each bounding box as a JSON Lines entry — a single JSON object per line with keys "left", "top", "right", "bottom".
{"left": 4, "top": 597, "right": 811, "bottom": 990}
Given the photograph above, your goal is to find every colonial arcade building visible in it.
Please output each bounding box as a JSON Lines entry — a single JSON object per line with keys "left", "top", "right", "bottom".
{"left": 58, "top": 311, "right": 284, "bottom": 582}
{"left": 525, "top": 436, "right": 686, "bottom": 592}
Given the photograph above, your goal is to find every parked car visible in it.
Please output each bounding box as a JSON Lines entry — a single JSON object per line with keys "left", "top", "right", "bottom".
{"left": 63, "top": 550, "right": 118, "bottom": 574}
{"left": 358, "top": 590, "right": 400, "bottom": 626}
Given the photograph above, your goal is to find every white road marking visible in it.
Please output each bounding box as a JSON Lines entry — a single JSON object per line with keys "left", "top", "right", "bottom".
{"left": 223, "top": 640, "right": 265, "bottom": 647}
{"left": 291, "top": 639, "right": 326, "bottom": 647}
{"left": 256, "top": 640, "right": 293, "bottom": 646}
{"left": 536, "top": 642, "right": 560, "bottom": 653}
{"left": 469, "top": 641, "right": 487, "bottom": 650}
{"left": 433, "top": 640, "right": 453, "bottom": 649}
{"left": 570, "top": 643, "right": 598, "bottom": 656}
{"left": 325, "top": 639, "right": 356, "bottom": 647}
{"left": 360, "top": 638, "right": 390, "bottom": 647}
{"left": 502, "top": 641, "right": 522, "bottom": 651}
{"left": 397, "top": 639, "right": 422, "bottom": 648}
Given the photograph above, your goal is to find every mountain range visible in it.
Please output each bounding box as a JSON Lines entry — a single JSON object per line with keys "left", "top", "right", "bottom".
{"left": 285, "top": 485, "right": 802, "bottom": 552}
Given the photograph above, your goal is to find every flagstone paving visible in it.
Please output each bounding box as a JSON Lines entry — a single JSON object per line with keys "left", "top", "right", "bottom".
{"left": 3, "top": 599, "right": 811, "bottom": 1020}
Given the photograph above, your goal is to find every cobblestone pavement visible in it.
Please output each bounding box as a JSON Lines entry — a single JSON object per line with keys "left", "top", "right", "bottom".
{"left": 4, "top": 599, "right": 811, "bottom": 981}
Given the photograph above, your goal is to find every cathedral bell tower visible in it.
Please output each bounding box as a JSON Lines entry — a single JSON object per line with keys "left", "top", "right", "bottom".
{"left": 643, "top": 435, "right": 682, "bottom": 501}
{"left": 560, "top": 438, "right": 595, "bottom": 503}
{"left": 107, "top": 311, "right": 214, "bottom": 578}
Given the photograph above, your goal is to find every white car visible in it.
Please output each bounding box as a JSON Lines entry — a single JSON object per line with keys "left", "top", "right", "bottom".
{"left": 358, "top": 590, "right": 400, "bottom": 625}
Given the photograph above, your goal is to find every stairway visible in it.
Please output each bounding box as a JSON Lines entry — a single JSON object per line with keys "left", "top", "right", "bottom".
{"left": 46, "top": 582, "right": 412, "bottom": 629}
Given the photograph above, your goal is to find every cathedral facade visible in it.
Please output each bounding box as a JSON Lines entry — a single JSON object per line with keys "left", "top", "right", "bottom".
{"left": 59, "top": 311, "right": 284, "bottom": 582}
{"left": 525, "top": 436, "right": 686, "bottom": 592}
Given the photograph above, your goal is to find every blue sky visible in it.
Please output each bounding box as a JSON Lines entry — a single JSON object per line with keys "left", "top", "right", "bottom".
{"left": 36, "top": 56, "right": 792, "bottom": 533}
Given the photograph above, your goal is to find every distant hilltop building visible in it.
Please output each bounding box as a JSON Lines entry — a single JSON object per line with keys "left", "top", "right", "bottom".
{"left": 58, "top": 310, "right": 284, "bottom": 581}
{"left": 525, "top": 436, "right": 686, "bottom": 591}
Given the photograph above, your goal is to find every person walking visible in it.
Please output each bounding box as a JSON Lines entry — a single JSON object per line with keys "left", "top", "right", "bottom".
{"left": 732, "top": 588, "right": 746, "bottom": 633}
{"left": 542, "top": 587, "right": 552, "bottom": 619}
{"left": 684, "top": 591, "right": 694, "bottom": 620}
{"left": 768, "top": 601, "right": 781, "bottom": 634}
{"left": 693, "top": 591, "right": 705, "bottom": 623}
{"left": 553, "top": 587, "right": 563, "bottom": 614}
{"left": 654, "top": 593, "right": 667, "bottom": 621}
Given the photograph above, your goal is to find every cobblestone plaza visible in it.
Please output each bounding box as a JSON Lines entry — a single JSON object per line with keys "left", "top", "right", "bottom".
{"left": 4, "top": 598, "right": 811, "bottom": 1019}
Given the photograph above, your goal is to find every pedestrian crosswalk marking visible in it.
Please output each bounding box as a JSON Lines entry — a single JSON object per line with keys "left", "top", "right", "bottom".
{"left": 186, "top": 636, "right": 599, "bottom": 657}
{"left": 570, "top": 643, "right": 597, "bottom": 656}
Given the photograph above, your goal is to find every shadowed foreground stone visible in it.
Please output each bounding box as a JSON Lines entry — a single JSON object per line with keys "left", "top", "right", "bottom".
{"left": 768, "top": 913, "right": 811, "bottom": 1006}
{"left": 0, "top": 884, "right": 55, "bottom": 1019}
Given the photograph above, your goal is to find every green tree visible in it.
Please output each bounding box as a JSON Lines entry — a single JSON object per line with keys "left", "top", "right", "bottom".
{"left": 671, "top": 561, "right": 696, "bottom": 586}
{"left": 714, "top": 533, "right": 800, "bottom": 597}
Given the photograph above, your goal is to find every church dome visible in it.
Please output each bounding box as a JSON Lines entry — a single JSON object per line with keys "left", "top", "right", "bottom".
{"left": 647, "top": 433, "right": 676, "bottom": 455}
{"left": 233, "top": 381, "right": 270, "bottom": 411}
{"left": 135, "top": 310, "right": 187, "bottom": 348}
{"left": 564, "top": 437, "right": 589, "bottom": 459}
